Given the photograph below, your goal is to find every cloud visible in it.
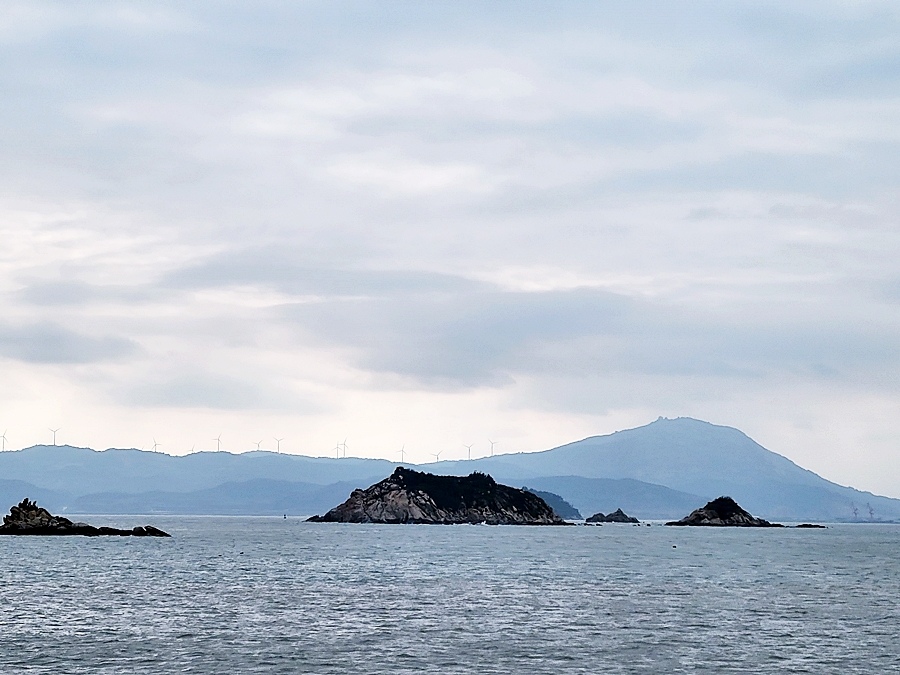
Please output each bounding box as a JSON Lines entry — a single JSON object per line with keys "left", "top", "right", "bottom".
{"left": 121, "top": 369, "right": 317, "bottom": 412}
{"left": 162, "top": 246, "right": 487, "bottom": 297}
{"left": 0, "top": 321, "right": 138, "bottom": 363}
{"left": 16, "top": 279, "right": 154, "bottom": 306}
{"left": 1, "top": 1, "right": 900, "bottom": 494}
{"left": 278, "top": 284, "right": 900, "bottom": 392}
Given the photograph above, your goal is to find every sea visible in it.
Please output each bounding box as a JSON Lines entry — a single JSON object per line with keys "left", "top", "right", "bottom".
{"left": 1, "top": 517, "right": 897, "bottom": 674}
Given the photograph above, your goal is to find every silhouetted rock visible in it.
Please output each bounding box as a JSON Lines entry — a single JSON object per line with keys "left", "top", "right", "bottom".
{"left": 586, "top": 508, "right": 639, "bottom": 523}
{"left": 0, "top": 498, "right": 171, "bottom": 537}
{"left": 522, "top": 486, "right": 582, "bottom": 519}
{"left": 665, "top": 496, "right": 782, "bottom": 527}
{"left": 308, "top": 467, "right": 569, "bottom": 525}
{"left": 795, "top": 523, "right": 827, "bottom": 528}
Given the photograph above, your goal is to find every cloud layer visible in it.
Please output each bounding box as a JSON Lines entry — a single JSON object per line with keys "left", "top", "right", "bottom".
{"left": 1, "top": 1, "right": 899, "bottom": 495}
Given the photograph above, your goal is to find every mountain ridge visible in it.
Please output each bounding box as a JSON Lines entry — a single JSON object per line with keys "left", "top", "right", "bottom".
{"left": 0, "top": 417, "right": 896, "bottom": 520}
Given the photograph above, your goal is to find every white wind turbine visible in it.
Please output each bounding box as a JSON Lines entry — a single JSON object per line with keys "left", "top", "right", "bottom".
{"left": 341, "top": 438, "right": 348, "bottom": 458}
{"left": 1, "top": 430, "right": 7, "bottom": 451}
{"left": 274, "top": 437, "right": 283, "bottom": 453}
{"left": 49, "top": 428, "right": 60, "bottom": 446}
{"left": 464, "top": 443, "right": 473, "bottom": 460}
{"left": 398, "top": 444, "right": 406, "bottom": 463}
{"left": 489, "top": 439, "right": 497, "bottom": 457}
{"left": 152, "top": 438, "right": 161, "bottom": 452}
{"left": 214, "top": 434, "right": 222, "bottom": 451}
{"left": 431, "top": 449, "right": 443, "bottom": 462}
{"left": 255, "top": 440, "right": 263, "bottom": 451}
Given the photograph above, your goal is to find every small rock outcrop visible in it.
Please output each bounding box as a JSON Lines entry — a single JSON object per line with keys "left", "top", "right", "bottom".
{"left": 308, "top": 467, "right": 568, "bottom": 525}
{"left": 0, "top": 498, "right": 171, "bottom": 537}
{"left": 522, "top": 487, "right": 582, "bottom": 519}
{"left": 586, "top": 508, "right": 640, "bottom": 523}
{"left": 665, "top": 496, "right": 782, "bottom": 527}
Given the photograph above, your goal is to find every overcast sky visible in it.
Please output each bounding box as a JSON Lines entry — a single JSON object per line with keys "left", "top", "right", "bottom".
{"left": 2, "top": 1, "right": 899, "bottom": 495}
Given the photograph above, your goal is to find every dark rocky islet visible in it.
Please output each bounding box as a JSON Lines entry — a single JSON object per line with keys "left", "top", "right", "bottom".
{"left": 308, "top": 467, "right": 569, "bottom": 525}
{"left": 0, "top": 498, "right": 171, "bottom": 537}
{"left": 665, "top": 496, "right": 783, "bottom": 527}
{"left": 586, "top": 508, "right": 640, "bottom": 523}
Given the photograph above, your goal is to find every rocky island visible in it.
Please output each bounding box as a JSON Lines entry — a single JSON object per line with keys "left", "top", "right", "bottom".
{"left": 665, "top": 496, "right": 782, "bottom": 527}
{"left": 0, "top": 498, "right": 171, "bottom": 537}
{"left": 308, "top": 467, "right": 569, "bottom": 525}
{"left": 586, "top": 508, "right": 640, "bottom": 523}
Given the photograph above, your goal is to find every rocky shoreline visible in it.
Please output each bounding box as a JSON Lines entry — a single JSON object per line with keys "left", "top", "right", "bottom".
{"left": 665, "top": 496, "right": 782, "bottom": 527}
{"left": 0, "top": 498, "right": 171, "bottom": 537}
{"left": 309, "top": 467, "right": 569, "bottom": 525}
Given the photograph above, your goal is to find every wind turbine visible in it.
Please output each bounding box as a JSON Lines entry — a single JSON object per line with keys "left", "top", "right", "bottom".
{"left": 334, "top": 442, "right": 342, "bottom": 459}
{"left": 214, "top": 434, "right": 222, "bottom": 451}
{"left": 464, "top": 443, "right": 473, "bottom": 460}
{"left": 49, "top": 428, "right": 60, "bottom": 446}
{"left": 152, "top": 438, "right": 161, "bottom": 452}
{"left": 489, "top": 439, "right": 497, "bottom": 457}
{"left": 274, "top": 437, "right": 283, "bottom": 453}
{"left": 431, "top": 449, "right": 443, "bottom": 462}
{"left": 341, "top": 438, "right": 348, "bottom": 458}
{"left": 1, "top": 430, "right": 7, "bottom": 452}
{"left": 398, "top": 444, "right": 406, "bottom": 462}
{"left": 255, "top": 440, "right": 263, "bottom": 451}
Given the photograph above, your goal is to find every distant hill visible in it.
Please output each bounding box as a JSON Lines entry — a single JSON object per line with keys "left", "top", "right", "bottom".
{"left": 522, "top": 477, "right": 702, "bottom": 520}
{"left": 0, "top": 446, "right": 394, "bottom": 494}
{"left": 419, "top": 418, "right": 900, "bottom": 521}
{"left": 67, "top": 479, "right": 373, "bottom": 516}
{"left": 522, "top": 487, "right": 582, "bottom": 520}
{"left": 0, "top": 417, "right": 897, "bottom": 520}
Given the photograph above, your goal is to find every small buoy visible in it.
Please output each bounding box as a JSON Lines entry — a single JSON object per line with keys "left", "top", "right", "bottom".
{"left": 672, "top": 545, "right": 677, "bottom": 548}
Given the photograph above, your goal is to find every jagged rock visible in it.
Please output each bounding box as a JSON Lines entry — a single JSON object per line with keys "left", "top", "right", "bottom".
{"left": 0, "top": 498, "right": 171, "bottom": 537}
{"left": 795, "top": 523, "right": 827, "bottom": 529}
{"left": 665, "top": 496, "right": 783, "bottom": 527}
{"left": 586, "top": 508, "right": 639, "bottom": 523}
{"left": 522, "top": 487, "right": 582, "bottom": 519}
{"left": 308, "top": 467, "right": 569, "bottom": 525}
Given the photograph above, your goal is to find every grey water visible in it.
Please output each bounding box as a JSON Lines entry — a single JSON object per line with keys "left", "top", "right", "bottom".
{"left": 1, "top": 518, "right": 898, "bottom": 674}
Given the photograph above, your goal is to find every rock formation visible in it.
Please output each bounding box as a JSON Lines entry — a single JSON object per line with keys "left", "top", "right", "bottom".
{"left": 665, "top": 496, "right": 782, "bottom": 527}
{"left": 0, "top": 498, "right": 171, "bottom": 536}
{"left": 522, "top": 487, "right": 582, "bottom": 519}
{"left": 308, "top": 467, "right": 569, "bottom": 525}
{"left": 586, "top": 508, "right": 639, "bottom": 523}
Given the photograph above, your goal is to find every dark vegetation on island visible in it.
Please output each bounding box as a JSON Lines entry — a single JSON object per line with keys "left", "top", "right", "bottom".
{"left": 522, "top": 487, "right": 582, "bottom": 519}
{"left": 0, "top": 498, "right": 171, "bottom": 537}
{"left": 665, "top": 496, "right": 783, "bottom": 527}
{"left": 309, "top": 467, "right": 569, "bottom": 525}
{"left": 586, "top": 508, "right": 640, "bottom": 523}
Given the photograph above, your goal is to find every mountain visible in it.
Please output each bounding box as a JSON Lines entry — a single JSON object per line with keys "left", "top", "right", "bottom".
{"left": 521, "top": 477, "right": 702, "bottom": 520}
{"left": 0, "top": 417, "right": 896, "bottom": 520}
{"left": 522, "top": 487, "right": 582, "bottom": 519}
{"left": 417, "top": 418, "right": 900, "bottom": 521}
{"left": 0, "top": 446, "right": 394, "bottom": 495}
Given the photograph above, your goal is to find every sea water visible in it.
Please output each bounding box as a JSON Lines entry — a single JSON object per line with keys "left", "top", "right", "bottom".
{"left": 0, "top": 517, "right": 897, "bottom": 673}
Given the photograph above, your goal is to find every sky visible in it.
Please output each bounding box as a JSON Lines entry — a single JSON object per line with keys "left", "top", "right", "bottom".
{"left": 1, "top": 1, "right": 899, "bottom": 495}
